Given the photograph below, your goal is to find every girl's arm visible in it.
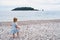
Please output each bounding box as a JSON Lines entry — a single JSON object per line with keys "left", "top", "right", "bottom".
{"left": 15, "top": 23, "right": 20, "bottom": 29}
{"left": 16, "top": 25, "right": 20, "bottom": 29}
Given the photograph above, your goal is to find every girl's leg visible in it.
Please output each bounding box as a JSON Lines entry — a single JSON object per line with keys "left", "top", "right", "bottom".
{"left": 17, "top": 32, "right": 19, "bottom": 37}
{"left": 13, "top": 33, "right": 15, "bottom": 38}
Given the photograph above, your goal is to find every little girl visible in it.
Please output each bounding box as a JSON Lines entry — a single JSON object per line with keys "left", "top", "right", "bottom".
{"left": 10, "top": 17, "right": 20, "bottom": 38}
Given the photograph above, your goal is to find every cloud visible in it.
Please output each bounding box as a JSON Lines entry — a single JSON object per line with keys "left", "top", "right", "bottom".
{"left": 0, "top": 0, "right": 30, "bottom": 6}
{"left": 0, "top": 0, "right": 60, "bottom": 6}
{"left": 27, "top": 0, "right": 60, "bottom": 5}
{"left": 0, "top": 0, "right": 60, "bottom": 11}
{"left": 0, "top": 0, "right": 23, "bottom": 6}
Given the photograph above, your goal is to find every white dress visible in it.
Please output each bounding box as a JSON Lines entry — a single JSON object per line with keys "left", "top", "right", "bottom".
{"left": 10, "top": 22, "right": 19, "bottom": 34}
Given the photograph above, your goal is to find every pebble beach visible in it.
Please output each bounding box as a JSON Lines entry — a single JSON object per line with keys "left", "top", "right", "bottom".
{"left": 0, "top": 19, "right": 60, "bottom": 40}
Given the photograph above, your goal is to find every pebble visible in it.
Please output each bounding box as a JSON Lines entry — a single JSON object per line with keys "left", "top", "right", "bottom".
{"left": 0, "top": 23, "right": 60, "bottom": 40}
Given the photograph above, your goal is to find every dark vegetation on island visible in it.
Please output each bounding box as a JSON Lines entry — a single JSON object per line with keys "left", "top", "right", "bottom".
{"left": 12, "top": 7, "right": 39, "bottom": 11}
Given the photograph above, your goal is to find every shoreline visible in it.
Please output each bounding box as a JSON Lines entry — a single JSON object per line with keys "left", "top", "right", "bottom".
{"left": 0, "top": 19, "right": 60, "bottom": 26}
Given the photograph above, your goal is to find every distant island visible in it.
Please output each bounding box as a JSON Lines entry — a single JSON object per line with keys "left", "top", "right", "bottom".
{"left": 12, "top": 7, "right": 39, "bottom": 11}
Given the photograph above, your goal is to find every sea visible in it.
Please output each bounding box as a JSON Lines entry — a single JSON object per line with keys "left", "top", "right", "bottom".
{"left": 0, "top": 10, "right": 60, "bottom": 22}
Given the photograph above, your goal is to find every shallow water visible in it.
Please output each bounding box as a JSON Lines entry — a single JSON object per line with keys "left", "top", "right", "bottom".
{"left": 0, "top": 11, "right": 60, "bottom": 22}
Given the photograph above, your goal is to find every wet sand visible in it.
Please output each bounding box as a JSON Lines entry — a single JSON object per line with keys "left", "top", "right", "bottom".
{"left": 0, "top": 19, "right": 60, "bottom": 40}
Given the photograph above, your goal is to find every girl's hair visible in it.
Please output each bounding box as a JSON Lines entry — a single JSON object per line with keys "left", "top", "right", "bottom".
{"left": 13, "top": 17, "right": 17, "bottom": 22}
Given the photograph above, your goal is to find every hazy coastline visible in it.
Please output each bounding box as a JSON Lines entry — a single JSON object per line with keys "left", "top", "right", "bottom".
{"left": 0, "top": 19, "right": 60, "bottom": 26}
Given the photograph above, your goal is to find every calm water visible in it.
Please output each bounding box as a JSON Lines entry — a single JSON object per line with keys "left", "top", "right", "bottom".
{"left": 0, "top": 11, "right": 60, "bottom": 22}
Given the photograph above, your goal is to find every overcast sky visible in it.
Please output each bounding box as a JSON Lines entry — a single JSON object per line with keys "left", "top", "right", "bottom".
{"left": 0, "top": 0, "right": 60, "bottom": 11}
